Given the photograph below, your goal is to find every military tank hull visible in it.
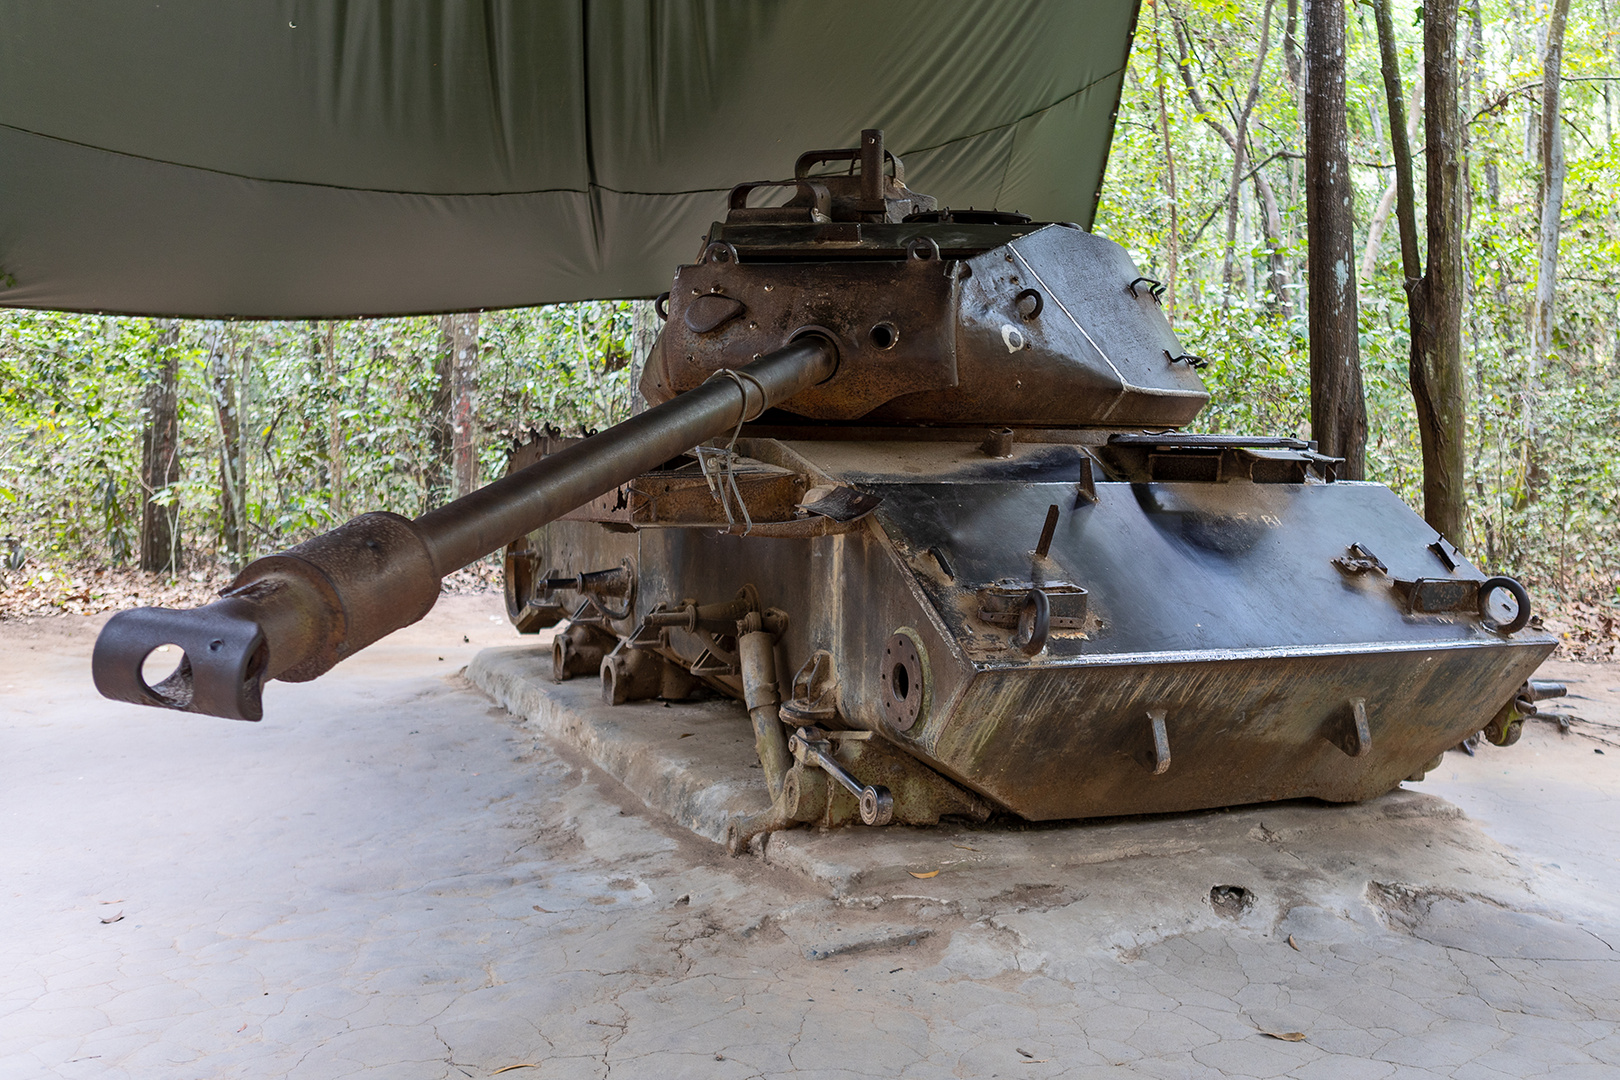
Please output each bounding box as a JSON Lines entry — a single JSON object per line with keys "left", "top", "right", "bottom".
{"left": 515, "top": 432, "right": 1550, "bottom": 827}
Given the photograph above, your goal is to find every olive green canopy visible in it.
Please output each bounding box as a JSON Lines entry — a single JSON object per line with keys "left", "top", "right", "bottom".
{"left": 0, "top": 0, "right": 1139, "bottom": 318}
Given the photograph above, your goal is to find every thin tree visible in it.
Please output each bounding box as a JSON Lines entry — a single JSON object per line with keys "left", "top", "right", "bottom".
{"left": 1360, "top": 58, "right": 1424, "bottom": 282}
{"left": 325, "top": 321, "right": 343, "bottom": 517}
{"left": 628, "top": 300, "right": 658, "bottom": 416}
{"left": 209, "top": 325, "right": 248, "bottom": 571}
{"left": 138, "top": 320, "right": 181, "bottom": 574}
{"left": 1173, "top": 9, "right": 1292, "bottom": 308}
{"left": 427, "top": 315, "right": 455, "bottom": 506}
{"left": 1371, "top": 0, "right": 1468, "bottom": 542}
{"left": 1155, "top": 0, "right": 1182, "bottom": 317}
{"left": 1304, "top": 0, "right": 1368, "bottom": 479}
{"left": 447, "top": 312, "right": 480, "bottom": 499}
{"left": 1529, "top": 0, "right": 1573, "bottom": 497}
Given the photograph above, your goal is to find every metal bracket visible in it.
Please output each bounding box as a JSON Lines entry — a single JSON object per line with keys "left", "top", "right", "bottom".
{"left": 1394, "top": 577, "right": 1478, "bottom": 615}
{"left": 690, "top": 648, "right": 738, "bottom": 678}
{"left": 1324, "top": 697, "right": 1372, "bottom": 758}
{"left": 1333, "top": 543, "right": 1387, "bottom": 576}
{"left": 1136, "top": 708, "right": 1171, "bottom": 775}
{"left": 781, "top": 649, "right": 839, "bottom": 724}
{"left": 1429, "top": 536, "right": 1462, "bottom": 571}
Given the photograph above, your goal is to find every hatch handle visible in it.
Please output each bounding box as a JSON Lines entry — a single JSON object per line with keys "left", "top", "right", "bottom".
{"left": 1012, "top": 588, "right": 1050, "bottom": 657}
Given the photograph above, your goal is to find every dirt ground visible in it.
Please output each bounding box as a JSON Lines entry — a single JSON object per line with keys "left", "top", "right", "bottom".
{"left": 4, "top": 594, "right": 1620, "bottom": 1079}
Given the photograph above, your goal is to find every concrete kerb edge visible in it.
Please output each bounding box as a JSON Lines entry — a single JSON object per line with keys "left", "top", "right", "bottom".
{"left": 466, "top": 645, "right": 772, "bottom": 847}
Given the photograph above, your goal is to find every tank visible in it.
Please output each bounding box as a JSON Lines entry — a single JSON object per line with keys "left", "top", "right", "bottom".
{"left": 93, "top": 131, "right": 1557, "bottom": 848}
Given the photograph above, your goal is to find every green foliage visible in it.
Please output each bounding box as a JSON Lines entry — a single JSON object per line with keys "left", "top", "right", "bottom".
{"left": 1097, "top": 0, "right": 1619, "bottom": 600}
{"left": 0, "top": 305, "right": 634, "bottom": 570}
{"left": 0, "top": 0, "right": 1615, "bottom": 607}
{"left": 0, "top": 312, "right": 152, "bottom": 562}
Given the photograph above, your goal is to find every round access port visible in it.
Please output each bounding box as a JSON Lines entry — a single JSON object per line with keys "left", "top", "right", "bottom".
{"left": 869, "top": 321, "right": 899, "bottom": 351}
{"left": 879, "top": 629, "right": 928, "bottom": 732}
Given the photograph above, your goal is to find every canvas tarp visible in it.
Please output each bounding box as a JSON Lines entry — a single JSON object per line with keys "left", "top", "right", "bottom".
{"left": 0, "top": 0, "right": 1139, "bottom": 318}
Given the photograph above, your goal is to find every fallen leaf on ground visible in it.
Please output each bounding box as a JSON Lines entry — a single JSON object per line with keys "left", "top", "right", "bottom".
{"left": 951, "top": 843, "right": 980, "bottom": 851}
{"left": 1287, "top": 934, "right": 1300, "bottom": 951}
{"left": 491, "top": 1066, "right": 541, "bottom": 1075}
{"left": 1260, "top": 1031, "right": 1307, "bottom": 1042}
{"left": 532, "top": 905, "right": 553, "bottom": 913}
{"left": 1015, "top": 1048, "right": 1051, "bottom": 1062}
{"left": 679, "top": 733, "right": 695, "bottom": 738}
{"left": 0, "top": 561, "right": 499, "bottom": 621}
{"left": 99, "top": 912, "right": 123, "bottom": 924}
{"left": 908, "top": 870, "right": 941, "bottom": 879}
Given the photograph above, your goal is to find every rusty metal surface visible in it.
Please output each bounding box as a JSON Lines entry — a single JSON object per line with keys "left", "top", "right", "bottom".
{"left": 516, "top": 425, "right": 1554, "bottom": 825}
{"left": 918, "top": 642, "right": 1549, "bottom": 820}
{"left": 560, "top": 454, "right": 807, "bottom": 527}
{"left": 93, "top": 337, "right": 837, "bottom": 720}
{"left": 93, "top": 511, "right": 439, "bottom": 720}
{"left": 860, "top": 226, "right": 1209, "bottom": 427}
{"left": 646, "top": 223, "right": 1209, "bottom": 428}
{"left": 652, "top": 253, "right": 964, "bottom": 419}
{"left": 869, "top": 478, "right": 1529, "bottom": 658}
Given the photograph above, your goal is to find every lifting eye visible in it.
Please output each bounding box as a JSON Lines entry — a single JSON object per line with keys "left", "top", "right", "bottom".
{"left": 1015, "top": 288, "right": 1043, "bottom": 320}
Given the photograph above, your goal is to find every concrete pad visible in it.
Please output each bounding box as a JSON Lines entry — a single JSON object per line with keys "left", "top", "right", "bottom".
{"left": 468, "top": 645, "right": 772, "bottom": 845}
{"left": 7, "top": 600, "right": 1620, "bottom": 1078}
{"left": 467, "top": 642, "right": 1608, "bottom": 936}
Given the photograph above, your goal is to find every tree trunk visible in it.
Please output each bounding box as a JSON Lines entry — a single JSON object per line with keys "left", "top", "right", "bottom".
{"left": 1253, "top": 171, "right": 1292, "bottom": 307}
{"left": 628, "top": 300, "right": 659, "bottom": 416}
{"left": 1283, "top": 0, "right": 1303, "bottom": 90}
{"left": 1373, "top": 0, "right": 1468, "bottom": 541}
{"left": 1524, "top": 0, "right": 1571, "bottom": 504}
{"left": 1154, "top": 4, "right": 1181, "bottom": 317}
{"left": 1372, "top": 6, "right": 1424, "bottom": 286}
{"left": 209, "top": 328, "right": 248, "bottom": 571}
{"left": 1417, "top": 0, "right": 1468, "bottom": 544}
{"left": 325, "top": 321, "right": 343, "bottom": 518}
{"left": 138, "top": 321, "right": 182, "bottom": 574}
{"left": 427, "top": 315, "right": 455, "bottom": 507}
{"left": 1531, "top": 0, "right": 1572, "bottom": 383}
{"left": 1303, "top": 0, "right": 1367, "bottom": 479}
{"left": 448, "top": 312, "right": 480, "bottom": 500}
{"left": 1360, "top": 59, "right": 1424, "bottom": 282}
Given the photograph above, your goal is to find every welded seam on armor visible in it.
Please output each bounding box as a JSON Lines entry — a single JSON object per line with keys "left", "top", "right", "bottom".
{"left": 1007, "top": 245, "right": 1129, "bottom": 419}
{"left": 969, "top": 636, "right": 1546, "bottom": 672}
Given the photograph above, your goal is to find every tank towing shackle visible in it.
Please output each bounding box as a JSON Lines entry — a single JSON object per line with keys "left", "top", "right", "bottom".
{"left": 91, "top": 335, "right": 839, "bottom": 721}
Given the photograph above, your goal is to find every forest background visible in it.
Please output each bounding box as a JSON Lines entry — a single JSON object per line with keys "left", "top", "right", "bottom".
{"left": 1, "top": 0, "right": 1616, "bottom": 654}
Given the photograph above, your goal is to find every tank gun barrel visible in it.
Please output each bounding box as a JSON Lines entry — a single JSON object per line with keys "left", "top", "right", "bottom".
{"left": 91, "top": 335, "right": 839, "bottom": 722}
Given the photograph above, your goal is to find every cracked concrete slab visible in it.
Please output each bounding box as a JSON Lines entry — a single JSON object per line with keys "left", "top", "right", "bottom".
{"left": 4, "top": 595, "right": 1620, "bottom": 1078}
